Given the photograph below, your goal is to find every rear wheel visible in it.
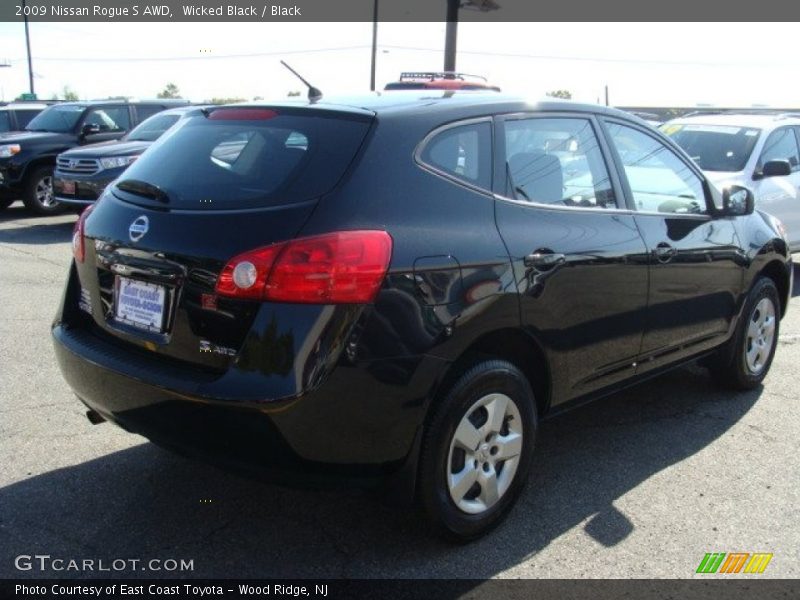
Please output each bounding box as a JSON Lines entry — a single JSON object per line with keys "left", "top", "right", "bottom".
{"left": 23, "top": 165, "right": 62, "bottom": 215}
{"left": 418, "top": 359, "right": 537, "bottom": 541}
{"left": 709, "top": 277, "right": 780, "bottom": 390}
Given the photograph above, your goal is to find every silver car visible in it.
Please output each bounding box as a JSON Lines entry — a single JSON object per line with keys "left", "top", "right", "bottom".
{"left": 662, "top": 112, "right": 800, "bottom": 251}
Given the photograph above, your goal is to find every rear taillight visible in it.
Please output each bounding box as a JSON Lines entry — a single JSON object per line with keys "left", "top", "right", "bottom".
{"left": 216, "top": 231, "right": 392, "bottom": 304}
{"left": 72, "top": 205, "right": 95, "bottom": 263}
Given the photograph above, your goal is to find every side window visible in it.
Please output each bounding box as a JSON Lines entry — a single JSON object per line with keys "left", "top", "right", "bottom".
{"left": 83, "top": 106, "right": 131, "bottom": 132}
{"left": 16, "top": 109, "right": 40, "bottom": 129}
{"left": 758, "top": 127, "right": 800, "bottom": 172}
{"left": 503, "top": 117, "right": 617, "bottom": 209}
{"left": 606, "top": 122, "right": 707, "bottom": 215}
{"left": 135, "top": 104, "right": 167, "bottom": 122}
{"left": 419, "top": 121, "right": 492, "bottom": 190}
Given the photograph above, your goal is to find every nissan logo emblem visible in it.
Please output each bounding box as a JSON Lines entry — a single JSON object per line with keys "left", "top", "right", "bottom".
{"left": 128, "top": 216, "right": 149, "bottom": 242}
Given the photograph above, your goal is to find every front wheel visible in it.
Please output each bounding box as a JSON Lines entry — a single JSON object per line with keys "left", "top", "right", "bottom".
{"left": 709, "top": 277, "right": 780, "bottom": 390}
{"left": 418, "top": 359, "right": 537, "bottom": 541}
{"left": 23, "top": 165, "right": 62, "bottom": 215}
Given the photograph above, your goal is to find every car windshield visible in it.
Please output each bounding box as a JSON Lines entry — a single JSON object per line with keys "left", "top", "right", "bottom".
{"left": 662, "top": 123, "right": 761, "bottom": 172}
{"left": 125, "top": 113, "right": 181, "bottom": 141}
{"left": 112, "top": 109, "right": 371, "bottom": 210}
{"left": 26, "top": 104, "right": 86, "bottom": 133}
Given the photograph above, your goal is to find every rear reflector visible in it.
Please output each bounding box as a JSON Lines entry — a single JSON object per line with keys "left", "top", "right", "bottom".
{"left": 208, "top": 108, "right": 278, "bottom": 121}
{"left": 72, "top": 204, "right": 95, "bottom": 263}
{"left": 216, "top": 231, "right": 392, "bottom": 304}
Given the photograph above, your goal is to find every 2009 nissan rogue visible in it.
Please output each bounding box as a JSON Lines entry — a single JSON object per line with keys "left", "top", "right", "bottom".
{"left": 52, "top": 93, "right": 792, "bottom": 540}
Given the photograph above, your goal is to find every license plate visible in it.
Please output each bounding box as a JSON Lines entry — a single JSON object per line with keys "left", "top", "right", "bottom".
{"left": 61, "top": 180, "right": 76, "bottom": 195}
{"left": 114, "top": 276, "right": 166, "bottom": 333}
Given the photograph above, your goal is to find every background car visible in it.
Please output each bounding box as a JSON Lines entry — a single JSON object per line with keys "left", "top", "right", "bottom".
{"left": 384, "top": 71, "right": 501, "bottom": 91}
{"left": 662, "top": 112, "right": 800, "bottom": 251}
{"left": 0, "top": 98, "right": 189, "bottom": 214}
{"left": 0, "top": 102, "right": 50, "bottom": 134}
{"left": 54, "top": 105, "right": 210, "bottom": 207}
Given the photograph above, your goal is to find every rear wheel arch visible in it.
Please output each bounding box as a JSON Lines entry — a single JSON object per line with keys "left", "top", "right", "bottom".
{"left": 427, "top": 328, "right": 551, "bottom": 421}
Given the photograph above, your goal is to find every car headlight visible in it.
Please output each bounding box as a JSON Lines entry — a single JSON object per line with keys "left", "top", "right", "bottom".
{"left": 99, "top": 155, "right": 138, "bottom": 170}
{"left": 0, "top": 144, "right": 21, "bottom": 158}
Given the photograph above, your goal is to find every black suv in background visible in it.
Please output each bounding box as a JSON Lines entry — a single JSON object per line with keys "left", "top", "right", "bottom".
{"left": 52, "top": 94, "right": 792, "bottom": 540}
{"left": 0, "top": 102, "right": 51, "bottom": 133}
{"left": 0, "top": 99, "right": 189, "bottom": 214}
{"left": 54, "top": 105, "right": 209, "bottom": 207}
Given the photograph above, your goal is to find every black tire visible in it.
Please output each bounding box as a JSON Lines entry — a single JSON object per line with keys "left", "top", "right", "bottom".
{"left": 0, "top": 197, "right": 13, "bottom": 210}
{"left": 418, "top": 359, "right": 537, "bottom": 542}
{"left": 22, "top": 165, "right": 62, "bottom": 215}
{"left": 708, "top": 277, "right": 780, "bottom": 390}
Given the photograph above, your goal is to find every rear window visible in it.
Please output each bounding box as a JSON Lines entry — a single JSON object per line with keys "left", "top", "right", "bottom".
{"left": 110, "top": 109, "right": 371, "bottom": 210}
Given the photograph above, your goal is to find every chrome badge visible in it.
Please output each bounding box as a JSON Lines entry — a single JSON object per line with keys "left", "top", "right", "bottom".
{"left": 128, "top": 215, "right": 149, "bottom": 242}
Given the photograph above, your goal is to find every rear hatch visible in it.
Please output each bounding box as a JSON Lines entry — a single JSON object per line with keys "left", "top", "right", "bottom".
{"left": 74, "top": 105, "right": 373, "bottom": 371}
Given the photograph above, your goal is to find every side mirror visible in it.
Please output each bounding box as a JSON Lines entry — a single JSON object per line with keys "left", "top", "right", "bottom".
{"left": 80, "top": 123, "right": 101, "bottom": 138}
{"left": 756, "top": 159, "right": 792, "bottom": 179}
{"left": 721, "top": 185, "right": 754, "bottom": 217}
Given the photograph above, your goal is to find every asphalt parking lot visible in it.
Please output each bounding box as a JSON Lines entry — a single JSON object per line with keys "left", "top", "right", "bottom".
{"left": 1, "top": 202, "right": 798, "bottom": 580}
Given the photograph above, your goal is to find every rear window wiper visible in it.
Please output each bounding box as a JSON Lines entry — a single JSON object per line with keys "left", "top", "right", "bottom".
{"left": 115, "top": 179, "right": 170, "bottom": 203}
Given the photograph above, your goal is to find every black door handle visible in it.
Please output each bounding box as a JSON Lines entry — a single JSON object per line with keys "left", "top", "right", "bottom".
{"left": 524, "top": 252, "right": 566, "bottom": 269}
{"left": 654, "top": 242, "right": 677, "bottom": 263}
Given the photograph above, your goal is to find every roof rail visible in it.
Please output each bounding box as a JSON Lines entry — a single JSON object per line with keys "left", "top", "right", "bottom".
{"left": 681, "top": 108, "right": 800, "bottom": 119}
{"left": 399, "top": 71, "right": 488, "bottom": 83}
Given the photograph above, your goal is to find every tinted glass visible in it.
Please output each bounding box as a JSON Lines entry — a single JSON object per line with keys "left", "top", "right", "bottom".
{"left": 112, "top": 110, "right": 371, "bottom": 211}
{"left": 136, "top": 104, "right": 168, "bottom": 121}
{"left": 419, "top": 121, "right": 492, "bottom": 190}
{"left": 0, "top": 111, "right": 10, "bottom": 133}
{"left": 758, "top": 127, "right": 800, "bottom": 171}
{"left": 126, "top": 113, "right": 181, "bottom": 141}
{"left": 26, "top": 104, "right": 86, "bottom": 133}
{"left": 608, "top": 123, "right": 707, "bottom": 215}
{"left": 83, "top": 106, "right": 131, "bottom": 132}
{"left": 15, "top": 109, "right": 40, "bottom": 129}
{"left": 504, "top": 117, "right": 617, "bottom": 209}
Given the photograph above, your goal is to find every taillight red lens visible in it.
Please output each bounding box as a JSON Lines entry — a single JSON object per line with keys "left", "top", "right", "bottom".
{"left": 216, "top": 231, "right": 392, "bottom": 304}
{"left": 72, "top": 205, "right": 95, "bottom": 263}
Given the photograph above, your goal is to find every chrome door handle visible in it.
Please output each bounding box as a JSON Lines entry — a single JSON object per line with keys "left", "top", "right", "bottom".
{"left": 654, "top": 243, "right": 676, "bottom": 263}
{"left": 524, "top": 252, "right": 566, "bottom": 269}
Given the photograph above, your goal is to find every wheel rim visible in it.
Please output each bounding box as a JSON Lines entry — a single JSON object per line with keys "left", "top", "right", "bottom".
{"left": 446, "top": 393, "right": 523, "bottom": 515}
{"left": 745, "top": 297, "right": 776, "bottom": 375}
{"left": 36, "top": 175, "right": 55, "bottom": 208}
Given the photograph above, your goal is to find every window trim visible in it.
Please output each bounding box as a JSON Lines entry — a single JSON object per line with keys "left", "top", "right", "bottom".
{"left": 414, "top": 116, "right": 495, "bottom": 197}
{"left": 756, "top": 125, "right": 800, "bottom": 173}
{"left": 598, "top": 117, "right": 714, "bottom": 219}
{"left": 492, "top": 111, "right": 627, "bottom": 212}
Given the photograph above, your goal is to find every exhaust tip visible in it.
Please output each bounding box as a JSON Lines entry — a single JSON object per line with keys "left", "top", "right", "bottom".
{"left": 86, "top": 409, "right": 106, "bottom": 425}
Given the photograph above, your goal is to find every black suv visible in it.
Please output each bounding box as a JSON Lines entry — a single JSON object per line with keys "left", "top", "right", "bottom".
{"left": 52, "top": 94, "right": 792, "bottom": 540}
{"left": 0, "top": 99, "right": 189, "bottom": 214}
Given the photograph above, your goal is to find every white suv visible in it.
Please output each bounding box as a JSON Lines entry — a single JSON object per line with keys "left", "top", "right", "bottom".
{"left": 662, "top": 112, "right": 800, "bottom": 251}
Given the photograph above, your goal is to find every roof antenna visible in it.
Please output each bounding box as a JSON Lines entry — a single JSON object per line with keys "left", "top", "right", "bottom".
{"left": 280, "top": 60, "right": 323, "bottom": 102}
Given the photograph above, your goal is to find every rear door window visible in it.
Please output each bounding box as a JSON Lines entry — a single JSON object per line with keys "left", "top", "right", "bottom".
{"left": 111, "top": 109, "right": 371, "bottom": 210}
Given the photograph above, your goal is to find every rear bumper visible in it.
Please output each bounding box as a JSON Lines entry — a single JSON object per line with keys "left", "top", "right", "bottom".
{"left": 52, "top": 319, "right": 444, "bottom": 488}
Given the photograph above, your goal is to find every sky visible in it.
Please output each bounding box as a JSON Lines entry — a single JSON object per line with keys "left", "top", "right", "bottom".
{"left": 0, "top": 22, "right": 798, "bottom": 107}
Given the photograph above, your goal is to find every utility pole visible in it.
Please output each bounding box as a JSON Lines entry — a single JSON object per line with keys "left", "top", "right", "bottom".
{"left": 22, "top": 0, "right": 35, "bottom": 97}
{"left": 370, "top": 0, "right": 378, "bottom": 91}
{"left": 604, "top": 85, "right": 609, "bottom": 107}
{"left": 444, "top": 0, "right": 459, "bottom": 72}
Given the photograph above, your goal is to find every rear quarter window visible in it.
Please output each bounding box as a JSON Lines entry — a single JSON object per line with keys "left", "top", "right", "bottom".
{"left": 418, "top": 121, "right": 492, "bottom": 191}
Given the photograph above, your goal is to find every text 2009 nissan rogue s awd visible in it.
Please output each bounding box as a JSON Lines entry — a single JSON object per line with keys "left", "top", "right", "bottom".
{"left": 52, "top": 93, "right": 792, "bottom": 540}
